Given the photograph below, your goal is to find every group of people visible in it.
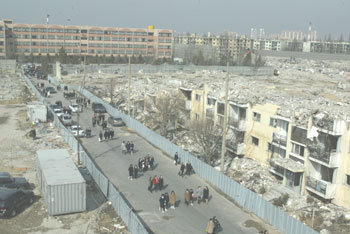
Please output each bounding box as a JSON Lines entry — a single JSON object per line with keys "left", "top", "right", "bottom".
{"left": 92, "top": 113, "right": 105, "bottom": 127}
{"left": 138, "top": 155, "right": 155, "bottom": 172}
{"left": 178, "top": 161, "right": 194, "bottom": 177}
{"left": 158, "top": 191, "right": 176, "bottom": 213}
{"left": 148, "top": 175, "right": 165, "bottom": 192}
{"left": 98, "top": 129, "right": 114, "bottom": 142}
{"left": 121, "top": 141, "right": 135, "bottom": 154}
{"left": 128, "top": 164, "right": 139, "bottom": 180}
{"left": 184, "top": 186, "right": 209, "bottom": 206}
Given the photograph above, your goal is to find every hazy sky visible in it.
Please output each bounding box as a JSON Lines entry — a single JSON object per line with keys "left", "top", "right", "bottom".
{"left": 1, "top": 0, "right": 349, "bottom": 38}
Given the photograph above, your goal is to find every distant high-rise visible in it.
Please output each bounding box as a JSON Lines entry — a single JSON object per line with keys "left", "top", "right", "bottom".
{"left": 250, "top": 27, "right": 265, "bottom": 40}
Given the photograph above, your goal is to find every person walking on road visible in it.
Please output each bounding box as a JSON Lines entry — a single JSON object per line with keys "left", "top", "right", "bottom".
{"left": 184, "top": 189, "right": 190, "bottom": 206}
{"left": 174, "top": 152, "right": 179, "bottom": 165}
{"left": 158, "top": 175, "right": 164, "bottom": 190}
{"left": 99, "top": 131, "right": 103, "bottom": 142}
{"left": 126, "top": 141, "right": 131, "bottom": 154}
{"left": 159, "top": 194, "right": 165, "bottom": 213}
{"left": 130, "top": 141, "right": 134, "bottom": 154}
{"left": 170, "top": 191, "right": 176, "bottom": 209}
{"left": 203, "top": 186, "right": 210, "bottom": 204}
{"left": 206, "top": 218, "right": 215, "bottom": 234}
{"left": 104, "top": 130, "right": 108, "bottom": 142}
{"left": 133, "top": 165, "right": 138, "bottom": 179}
{"left": 110, "top": 129, "right": 114, "bottom": 139}
{"left": 196, "top": 186, "right": 203, "bottom": 204}
{"left": 189, "top": 188, "right": 194, "bottom": 206}
{"left": 179, "top": 163, "right": 185, "bottom": 177}
{"left": 128, "top": 164, "right": 134, "bottom": 180}
{"left": 186, "top": 161, "right": 193, "bottom": 176}
{"left": 164, "top": 192, "right": 169, "bottom": 211}
{"left": 153, "top": 175, "right": 158, "bottom": 192}
{"left": 148, "top": 177, "right": 153, "bottom": 193}
{"left": 121, "top": 141, "right": 126, "bottom": 154}
{"left": 92, "top": 117, "right": 96, "bottom": 127}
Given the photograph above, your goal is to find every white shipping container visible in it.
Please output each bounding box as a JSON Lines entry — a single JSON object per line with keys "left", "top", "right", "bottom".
{"left": 27, "top": 101, "right": 47, "bottom": 122}
{"left": 36, "top": 149, "right": 86, "bottom": 215}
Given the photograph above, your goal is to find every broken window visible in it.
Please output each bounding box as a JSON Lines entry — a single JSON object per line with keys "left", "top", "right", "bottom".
{"left": 269, "top": 117, "right": 277, "bottom": 127}
{"left": 239, "top": 108, "right": 246, "bottom": 120}
{"left": 346, "top": 175, "right": 350, "bottom": 186}
{"left": 291, "top": 126, "right": 307, "bottom": 143}
{"left": 207, "top": 98, "right": 216, "bottom": 106}
{"left": 251, "top": 136, "right": 259, "bottom": 146}
{"left": 217, "top": 103, "right": 225, "bottom": 115}
{"left": 194, "top": 113, "right": 200, "bottom": 120}
{"left": 253, "top": 112, "right": 261, "bottom": 122}
{"left": 292, "top": 143, "right": 305, "bottom": 157}
{"left": 195, "top": 94, "right": 201, "bottom": 102}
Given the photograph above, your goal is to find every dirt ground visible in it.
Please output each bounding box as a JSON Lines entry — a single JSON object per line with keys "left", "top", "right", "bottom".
{"left": 0, "top": 72, "right": 129, "bottom": 234}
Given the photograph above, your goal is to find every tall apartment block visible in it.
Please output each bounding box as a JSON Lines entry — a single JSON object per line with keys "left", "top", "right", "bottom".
{"left": 0, "top": 19, "right": 173, "bottom": 59}
{"left": 179, "top": 84, "right": 350, "bottom": 209}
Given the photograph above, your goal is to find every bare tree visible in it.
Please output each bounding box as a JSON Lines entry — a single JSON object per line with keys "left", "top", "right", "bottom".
{"left": 108, "top": 77, "right": 116, "bottom": 105}
{"left": 144, "top": 91, "right": 183, "bottom": 137}
{"left": 188, "top": 119, "right": 223, "bottom": 164}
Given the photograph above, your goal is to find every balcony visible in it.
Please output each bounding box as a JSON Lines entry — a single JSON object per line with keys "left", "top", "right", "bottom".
{"left": 269, "top": 160, "right": 284, "bottom": 178}
{"left": 306, "top": 176, "right": 336, "bottom": 199}
{"left": 313, "top": 118, "right": 344, "bottom": 136}
{"left": 228, "top": 117, "right": 247, "bottom": 131}
{"left": 272, "top": 132, "right": 287, "bottom": 146}
{"left": 309, "top": 150, "right": 341, "bottom": 168}
{"left": 226, "top": 141, "right": 246, "bottom": 155}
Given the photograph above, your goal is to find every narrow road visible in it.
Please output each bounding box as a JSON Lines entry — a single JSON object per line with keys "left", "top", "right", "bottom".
{"left": 33, "top": 77, "right": 279, "bottom": 234}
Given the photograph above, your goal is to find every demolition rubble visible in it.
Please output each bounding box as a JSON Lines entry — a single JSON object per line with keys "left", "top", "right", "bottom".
{"left": 59, "top": 57, "right": 350, "bottom": 233}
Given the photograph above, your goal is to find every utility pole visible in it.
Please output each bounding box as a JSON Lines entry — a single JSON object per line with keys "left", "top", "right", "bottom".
{"left": 220, "top": 62, "right": 229, "bottom": 172}
{"left": 127, "top": 57, "right": 131, "bottom": 115}
{"left": 76, "top": 55, "right": 86, "bottom": 165}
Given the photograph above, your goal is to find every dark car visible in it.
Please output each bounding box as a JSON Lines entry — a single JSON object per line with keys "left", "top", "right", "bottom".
{"left": 63, "top": 92, "right": 76, "bottom": 99}
{"left": 92, "top": 103, "right": 107, "bottom": 113}
{"left": 0, "top": 188, "right": 34, "bottom": 217}
{"left": 45, "top": 87, "right": 55, "bottom": 94}
{"left": 0, "top": 172, "right": 30, "bottom": 189}
{"left": 107, "top": 116, "right": 125, "bottom": 127}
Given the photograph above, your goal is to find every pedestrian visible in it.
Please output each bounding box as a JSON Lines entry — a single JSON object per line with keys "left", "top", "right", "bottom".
{"left": 159, "top": 194, "right": 165, "bottom": 213}
{"left": 104, "top": 130, "right": 108, "bottom": 141}
{"left": 186, "top": 161, "right": 192, "bottom": 175}
{"left": 126, "top": 141, "right": 131, "bottom": 154}
{"left": 206, "top": 218, "right": 215, "bottom": 234}
{"left": 203, "top": 186, "right": 209, "bottom": 204}
{"left": 170, "top": 191, "right": 176, "bottom": 209}
{"left": 96, "top": 115, "right": 101, "bottom": 125}
{"left": 133, "top": 165, "right": 138, "bottom": 179}
{"left": 174, "top": 152, "right": 179, "bottom": 165}
{"left": 99, "top": 131, "right": 103, "bottom": 142}
{"left": 121, "top": 141, "right": 126, "bottom": 154}
{"left": 101, "top": 114, "right": 105, "bottom": 122}
{"left": 158, "top": 176, "right": 164, "bottom": 190}
{"left": 92, "top": 117, "right": 96, "bottom": 127}
{"left": 130, "top": 141, "right": 134, "bottom": 154}
{"left": 196, "top": 186, "right": 203, "bottom": 204}
{"left": 179, "top": 163, "right": 185, "bottom": 177}
{"left": 138, "top": 158, "right": 142, "bottom": 170}
{"left": 153, "top": 175, "right": 158, "bottom": 192}
{"left": 184, "top": 189, "right": 190, "bottom": 206}
{"left": 149, "top": 156, "right": 154, "bottom": 169}
{"left": 164, "top": 192, "right": 169, "bottom": 211}
{"left": 148, "top": 177, "right": 153, "bottom": 193}
{"left": 128, "top": 164, "right": 134, "bottom": 180}
{"left": 189, "top": 188, "right": 194, "bottom": 206}
{"left": 110, "top": 129, "right": 114, "bottom": 139}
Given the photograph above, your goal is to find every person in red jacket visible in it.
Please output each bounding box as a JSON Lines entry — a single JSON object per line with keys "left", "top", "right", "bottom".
{"left": 153, "top": 175, "right": 158, "bottom": 191}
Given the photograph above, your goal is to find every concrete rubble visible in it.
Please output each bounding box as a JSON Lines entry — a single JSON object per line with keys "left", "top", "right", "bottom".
{"left": 60, "top": 57, "right": 350, "bottom": 233}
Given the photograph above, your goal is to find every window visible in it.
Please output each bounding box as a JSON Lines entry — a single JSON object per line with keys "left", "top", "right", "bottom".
{"left": 195, "top": 113, "right": 200, "bottom": 120}
{"left": 291, "top": 143, "right": 305, "bottom": 157}
{"left": 269, "top": 117, "right": 277, "bottom": 127}
{"left": 195, "top": 94, "right": 201, "bottom": 101}
{"left": 253, "top": 112, "right": 261, "bottom": 122}
{"left": 346, "top": 175, "right": 350, "bottom": 186}
{"left": 251, "top": 136, "right": 259, "bottom": 146}
{"left": 81, "top": 29, "right": 87, "bottom": 33}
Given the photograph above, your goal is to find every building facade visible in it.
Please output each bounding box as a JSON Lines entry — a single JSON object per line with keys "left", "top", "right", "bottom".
{"left": 0, "top": 19, "right": 173, "bottom": 59}
{"left": 178, "top": 85, "right": 350, "bottom": 209}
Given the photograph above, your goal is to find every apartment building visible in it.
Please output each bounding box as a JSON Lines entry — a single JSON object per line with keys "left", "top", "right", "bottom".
{"left": 0, "top": 22, "right": 5, "bottom": 57}
{"left": 0, "top": 19, "right": 173, "bottom": 59}
{"left": 178, "top": 84, "right": 350, "bottom": 209}
{"left": 303, "top": 41, "right": 350, "bottom": 54}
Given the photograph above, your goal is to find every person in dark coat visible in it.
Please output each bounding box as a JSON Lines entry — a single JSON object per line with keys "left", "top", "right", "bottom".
{"left": 99, "top": 131, "right": 103, "bottom": 142}
{"left": 189, "top": 188, "right": 194, "bottom": 206}
{"left": 126, "top": 141, "right": 131, "bottom": 154}
{"left": 133, "top": 165, "right": 138, "bottom": 179}
{"left": 110, "top": 129, "right": 114, "bottom": 139}
{"left": 159, "top": 194, "right": 165, "bottom": 213}
{"left": 164, "top": 192, "right": 169, "bottom": 211}
{"left": 148, "top": 177, "right": 153, "bottom": 193}
{"left": 186, "top": 161, "right": 192, "bottom": 175}
{"left": 184, "top": 189, "right": 190, "bottom": 206}
{"left": 104, "top": 130, "right": 108, "bottom": 141}
{"left": 203, "top": 186, "right": 209, "bottom": 204}
{"left": 92, "top": 117, "right": 96, "bottom": 127}
{"left": 158, "top": 175, "right": 164, "bottom": 190}
{"left": 174, "top": 152, "right": 179, "bottom": 165}
{"left": 149, "top": 157, "right": 154, "bottom": 169}
{"left": 179, "top": 163, "right": 185, "bottom": 177}
{"left": 130, "top": 141, "right": 134, "bottom": 154}
{"left": 128, "top": 164, "right": 134, "bottom": 180}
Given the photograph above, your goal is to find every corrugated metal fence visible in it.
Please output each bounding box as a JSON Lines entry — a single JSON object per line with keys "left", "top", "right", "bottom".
{"left": 23, "top": 74, "right": 149, "bottom": 234}
{"left": 46, "top": 75, "right": 318, "bottom": 234}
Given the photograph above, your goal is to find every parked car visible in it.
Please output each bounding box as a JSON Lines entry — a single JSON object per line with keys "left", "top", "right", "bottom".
{"left": 60, "top": 114, "right": 72, "bottom": 126}
{"left": 70, "top": 125, "right": 85, "bottom": 137}
{"left": 64, "top": 92, "right": 75, "bottom": 99}
{"left": 0, "top": 172, "right": 30, "bottom": 189}
{"left": 62, "top": 107, "right": 72, "bottom": 115}
{"left": 69, "top": 103, "right": 80, "bottom": 113}
{"left": 45, "top": 87, "right": 55, "bottom": 94}
{"left": 0, "top": 188, "right": 34, "bottom": 217}
{"left": 92, "top": 103, "right": 106, "bottom": 113}
{"left": 53, "top": 108, "right": 64, "bottom": 118}
{"left": 107, "top": 116, "right": 125, "bottom": 127}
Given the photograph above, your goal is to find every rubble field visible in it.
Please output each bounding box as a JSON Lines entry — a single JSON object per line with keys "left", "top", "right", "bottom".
{"left": 0, "top": 71, "right": 128, "bottom": 234}
{"left": 60, "top": 57, "right": 350, "bottom": 233}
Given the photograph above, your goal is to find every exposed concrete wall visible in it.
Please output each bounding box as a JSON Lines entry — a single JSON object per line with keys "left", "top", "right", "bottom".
{"left": 0, "top": 59, "right": 16, "bottom": 73}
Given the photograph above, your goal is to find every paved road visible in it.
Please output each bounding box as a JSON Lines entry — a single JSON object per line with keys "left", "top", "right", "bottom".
{"left": 34, "top": 77, "right": 279, "bottom": 234}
